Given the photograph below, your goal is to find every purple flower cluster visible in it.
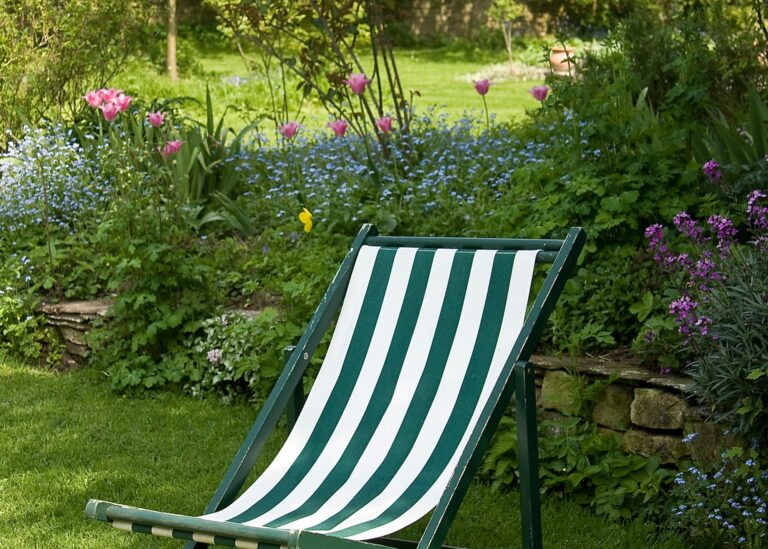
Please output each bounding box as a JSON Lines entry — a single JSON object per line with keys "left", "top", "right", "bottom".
{"left": 747, "top": 190, "right": 768, "bottom": 233}
{"left": 646, "top": 190, "right": 768, "bottom": 345}
{"left": 673, "top": 212, "right": 704, "bottom": 244}
{"left": 708, "top": 215, "right": 738, "bottom": 253}
{"left": 702, "top": 159, "right": 722, "bottom": 182}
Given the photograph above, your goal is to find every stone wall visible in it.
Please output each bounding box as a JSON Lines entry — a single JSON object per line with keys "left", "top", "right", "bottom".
{"left": 532, "top": 355, "right": 722, "bottom": 464}
{"left": 39, "top": 300, "right": 111, "bottom": 369}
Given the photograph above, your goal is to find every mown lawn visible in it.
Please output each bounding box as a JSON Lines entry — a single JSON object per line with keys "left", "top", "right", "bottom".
{"left": 113, "top": 44, "right": 543, "bottom": 133}
{"left": 0, "top": 357, "right": 686, "bottom": 548}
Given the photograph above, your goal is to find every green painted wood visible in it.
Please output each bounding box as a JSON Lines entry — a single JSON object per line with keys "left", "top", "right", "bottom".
{"left": 417, "top": 227, "right": 586, "bottom": 549}
{"left": 364, "top": 236, "right": 563, "bottom": 252}
{"left": 515, "top": 361, "right": 542, "bottom": 549}
{"left": 88, "top": 500, "right": 292, "bottom": 545}
{"left": 284, "top": 345, "right": 303, "bottom": 431}
{"left": 201, "top": 224, "right": 379, "bottom": 520}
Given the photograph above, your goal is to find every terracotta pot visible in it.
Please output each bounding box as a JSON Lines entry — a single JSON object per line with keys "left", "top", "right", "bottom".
{"left": 549, "top": 46, "right": 576, "bottom": 73}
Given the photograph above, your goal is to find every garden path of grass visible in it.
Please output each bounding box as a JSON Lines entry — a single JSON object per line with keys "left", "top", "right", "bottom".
{"left": 0, "top": 357, "right": 687, "bottom": 548}
{"left": 114, "top": 46, "right": 544, "bottom": 133}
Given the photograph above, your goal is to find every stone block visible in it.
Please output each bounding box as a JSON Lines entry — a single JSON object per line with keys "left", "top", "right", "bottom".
{"left": 683, "top": 421, "right": 731, "bottom": 465}
{"left": 58, "top": 325, "right": 88, "bottom": 347}
{"left": 630, "top": 388, "right": 685, "bottom": 430}
{"left": 620, "top": 430, "right": 689, "bottom": 464}
{"left": 540, "top": 370, "right": 579, "bottom": 416}
{"left": 592, "top": 384, "right": 633, "bottom": 431}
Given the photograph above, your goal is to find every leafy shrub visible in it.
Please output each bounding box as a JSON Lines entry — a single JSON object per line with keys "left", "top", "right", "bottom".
{"left": 693, "top": 89, "right": 768, "bottom": 207}
{"left": 0, "top": 256, "right": 59, "bottom": 366}
{"left": 88, "top": 232, "right": 220, "bottom": 391}
{"left": 617, "top": 2, "right": 767, "bottom": 124}
{"left": 183, "top": 309, "right": 304, "bottom": 403}
{"left": 668, "top": 447, "right": 768, "bottom": 547}
{"left": 483, "top": 415, "right": 674, "bottom": 520}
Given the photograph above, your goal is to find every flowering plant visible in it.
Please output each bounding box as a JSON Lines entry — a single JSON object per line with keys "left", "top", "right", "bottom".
{"left": 645, "top": 189, "right": 768, "bottom": 444}
{"left": 668, "top": 447, "right": 767, "bottom": 547}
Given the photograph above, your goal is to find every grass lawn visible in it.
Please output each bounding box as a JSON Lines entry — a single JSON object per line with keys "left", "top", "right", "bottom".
{"left": 113, "top": 44, "right": 544, "bottom": 133}
{"left": 0, "top": 357, "right": 687, "bottom": 548}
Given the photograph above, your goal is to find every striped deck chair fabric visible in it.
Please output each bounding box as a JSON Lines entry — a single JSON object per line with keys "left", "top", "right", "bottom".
{"left": 86, "top": 225, "right": 586, "bottom": 549}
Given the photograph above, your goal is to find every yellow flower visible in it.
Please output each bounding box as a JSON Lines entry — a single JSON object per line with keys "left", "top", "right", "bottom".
{"left": 299, "top": 208, "right": 313, "bottom": 233}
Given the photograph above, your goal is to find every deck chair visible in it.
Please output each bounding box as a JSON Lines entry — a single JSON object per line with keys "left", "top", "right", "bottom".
{"left": 86, "top": 224, "right": 585, "bottom": 549}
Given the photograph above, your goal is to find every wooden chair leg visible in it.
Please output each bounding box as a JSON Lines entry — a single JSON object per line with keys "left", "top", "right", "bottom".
{"left": 514, "top": 361, "right": 542, "bottom": 549}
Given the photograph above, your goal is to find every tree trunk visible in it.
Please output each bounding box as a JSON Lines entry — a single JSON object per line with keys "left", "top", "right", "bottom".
{"left": 167, "top": 0, "right": 178, "bottom": 81}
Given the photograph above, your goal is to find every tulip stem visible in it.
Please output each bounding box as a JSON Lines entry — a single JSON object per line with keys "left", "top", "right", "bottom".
{"left": 482, "top": 95, "right": 490, "bottom": 131}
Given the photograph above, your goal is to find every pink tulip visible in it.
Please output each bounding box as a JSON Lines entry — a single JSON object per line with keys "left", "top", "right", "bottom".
{"left": 376, "top": 116, "right": 393, "bottom": 134}
{"left": 279, "top": 121, "right": 301, "bottom": 139}
{"left": 113, "top": 94, "right": 132, "bottom": 112}
{"left": 100, "top": 102, "right": 119, "bottom": 122}
{"left": 529, "top": 85, "right": 550, "bottom": 102}
{"left": 344, "top": 73, "right": 370, "bottom": 95}
{"left": 161, "top": 139, "right": 183, "bottom": 157}
{"left": 147, "top": 111, "right": 166, "bottom": 128}
{"left": 83, "top": 90, "right": 102, "bottom": 108}
{"left": 328, "top": 119, "right": 348, "bottom": 137}
{"left": 98, "top": 88, "right": 121, "bottom": 103}
{"left": 474, "top": 79, "right": 491, "bottom": 96}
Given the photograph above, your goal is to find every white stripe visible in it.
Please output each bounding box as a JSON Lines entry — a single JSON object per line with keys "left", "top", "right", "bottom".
{"left": 192, "top": 532, "right": 217, "bottom": 543}
{"left": 350, "top": 249, "right": 539, "bottom": 539}
{"left": 279, "top": 248, "right": 456, "bottom": 530}
{"left": 204, "top": 245, "right": 381, "bottom": 522}
{"left": 244, "top": 247, "right": 417, "bottom": 526}
{"left": 329, "top": 249, "right": 497, "bottom": 534}
{"left": 150, "top": 525, "right": 175, "bottom": 538}
{"left": 235, "top": 539, "right": 261, "bottom": 549}
{"left": 112, "top": 520, "right": 133, "bottom": 532}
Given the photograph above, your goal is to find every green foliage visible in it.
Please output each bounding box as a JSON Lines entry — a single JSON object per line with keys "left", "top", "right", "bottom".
{"left": 88, "top": 232, "right": 219, "bottom": 391}
{"left": 182, "top": 309, "right": 304, "bottom": 403}
{"left": 629, "top": 290, "right": 683, "bottom": 370}
{"left": 0, "top": 0, "right": 154, "bottom": 147}
{"left": 618, "top": 2, "right": 766, "bottom": 123}
{"left": 170, "top": 88, "right": 256, "bottom": 233}
{"left": 0, "top": 260, "right": 53, "bottom": 366}
{"left": 483, "top": 415, "right": 675, "bottom": 520}
{"left": 667, "top": 446, "right": 768, "bottom": 547}
{"left": 694, "top": 88, "right": 768, "bottom": 205}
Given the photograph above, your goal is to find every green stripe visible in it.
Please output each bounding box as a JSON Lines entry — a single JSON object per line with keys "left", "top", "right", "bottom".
{"left": 332, "top": 251, "right": 514, "bottom": 538}
{"left": 232, "top": 248, "right": 396, "bottom": 523}
{"left": 266, "top": 249, "right": 436, "bottom": 528}
{"left": 131, "top": 523, "right": 153, "bottom": 535}
{"left": 307, "top": 249, "right": 474, "bottom": 532}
